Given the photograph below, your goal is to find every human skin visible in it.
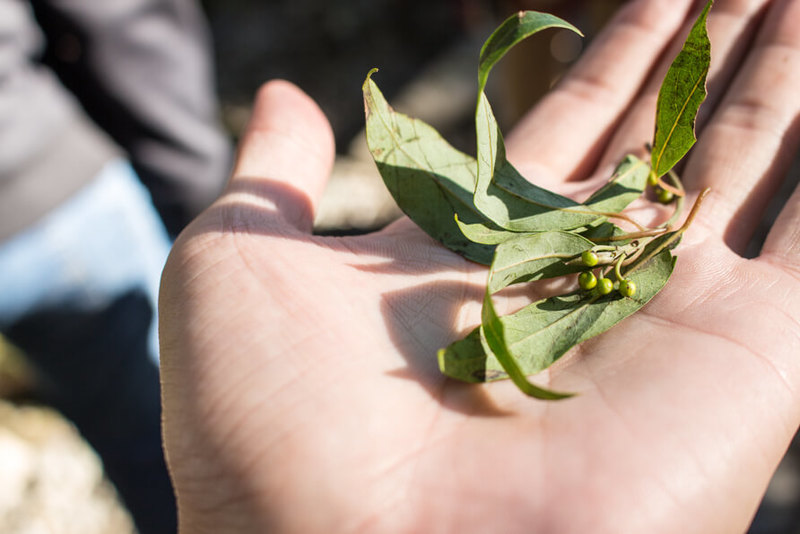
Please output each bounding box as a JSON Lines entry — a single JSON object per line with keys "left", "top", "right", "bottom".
{"left": 159, "top": 0, "right": 800, "bottom": 532}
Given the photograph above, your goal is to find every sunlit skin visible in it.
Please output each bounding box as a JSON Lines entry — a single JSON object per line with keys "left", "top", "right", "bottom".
{"left": 159, "top": 0, "right": 800, "bottom": 532}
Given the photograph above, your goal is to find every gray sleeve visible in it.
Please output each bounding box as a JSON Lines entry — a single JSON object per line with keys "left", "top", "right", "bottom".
{"left": 0, "top": 0, "right": 77, "bottom": 175}
{"left": 0, "top": 0, "right": 122, "bottom": 241}
{"left": 31, "top": 0, "right": 233, "bottom": 234}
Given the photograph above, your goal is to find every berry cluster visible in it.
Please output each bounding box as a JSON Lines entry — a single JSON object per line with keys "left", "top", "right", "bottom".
{"left": 577, "top": 250, "right": 637, "bottom": 298}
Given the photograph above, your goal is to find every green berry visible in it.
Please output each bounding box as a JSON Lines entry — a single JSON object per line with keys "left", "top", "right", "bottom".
{"left": 647, "top": 172, "right": 659, "bottom": 187}
{"left": 618, "top": 279, "right": 637, "bottom": 297}
{"left": 581, "top": 250, "right": 599, "bottom": 267}
{"left": 596, "top": 277, "right": 613, "bottom": 295}
{"left": 578, "top": 271, "right": 597, "bottom": 290}
{"left": 656, "top": 188, "right": 674, "bottom": 204}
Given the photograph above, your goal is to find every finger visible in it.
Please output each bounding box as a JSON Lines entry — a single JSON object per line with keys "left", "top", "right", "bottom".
{"left": 226, "top": 80, "right": 336, "bottom": 232}
{"left": 504, "top": 0, "right": 694, "bottom": 183}
{"left": 595, "top": 0, "right": 774, "bottom": 173}
{"left": 761, "top": 179, "right": 800, "bottom": 268}
{"left": 680, "top": 0, "right": 800, "bottom": 252}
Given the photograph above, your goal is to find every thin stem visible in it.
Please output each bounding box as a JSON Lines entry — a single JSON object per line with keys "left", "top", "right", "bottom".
{"left": 614, "top": 254, "right": 626, "bottom": 282}
{"left": 676, "top": 187, "right": 709, "bottom": 233}
{"left": 621, "top": 241, "right": 649, "bottom": 266}
{"left": 659, "top": 168, "right": 687, "bottom": 228}
{"left": 666, "top": 168, "right": 686, "bottom": 195}
{"left": 625, "top": 188, "right": 710, "bottom": 276}
{"left": 661, "top": 195, "right": 685, "bottom": 229}
{"left": 590, "top": 227, "right": 667, "bottom": 243}
{"left": 605, "top": 211, "right": 648, "bottom": 232}
{"left": 657, "top": 177, "right": 685, "bottom": 197}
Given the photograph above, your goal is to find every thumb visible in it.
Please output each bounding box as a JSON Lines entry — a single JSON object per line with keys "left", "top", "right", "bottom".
{"left": 226, "top": 79, "right": 336, "bottom": 232}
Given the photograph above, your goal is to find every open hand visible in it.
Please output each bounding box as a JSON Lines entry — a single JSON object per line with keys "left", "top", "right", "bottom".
{"left": 159, "top": 0, "right": 800, "bottom": 531}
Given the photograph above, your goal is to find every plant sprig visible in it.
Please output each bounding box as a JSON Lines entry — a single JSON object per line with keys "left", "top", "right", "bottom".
{"left": 363, "top": 1, "right": 713, "bottom": 398}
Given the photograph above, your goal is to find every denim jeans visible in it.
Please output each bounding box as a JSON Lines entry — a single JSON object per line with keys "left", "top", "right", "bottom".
{"left": 0, "top": 160, "right": 176, "bottom": 534}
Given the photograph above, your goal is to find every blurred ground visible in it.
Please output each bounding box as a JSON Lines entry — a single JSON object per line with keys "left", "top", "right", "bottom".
{"left": 1, "top": 1, "right": 799, "bottom": 532}
{"left": 0, "top": 343, "right": 136, "bottom": 534}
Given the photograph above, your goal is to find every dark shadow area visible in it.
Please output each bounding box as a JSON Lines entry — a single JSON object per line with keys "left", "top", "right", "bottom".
{"left": 5, "top": 291, "right": 176, "bottom": 534}
{"left": 379, "top": 280, "right": 512, "bottom": 417}
{"left": 735, "top": 113, "right": 800, "bottom": 258}
{"left": 200, "top": 0, "right": 469, "bottom": 150}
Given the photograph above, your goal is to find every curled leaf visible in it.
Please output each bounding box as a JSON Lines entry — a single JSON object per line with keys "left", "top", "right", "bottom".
{"left": 478, "top": 11, "right": 582, "bottom": 96}
{"left": 474, "top": 92, "right": 603, "bottom": 232}
{"left": 480, "top": 283, "right": 574, "bottom": 400}
{"left": 459, "top": 154, "right": 649, "bottom": 244}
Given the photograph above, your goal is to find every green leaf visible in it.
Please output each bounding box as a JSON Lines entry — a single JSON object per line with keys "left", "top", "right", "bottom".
{"left": 584, "top": 155, "right": 650, "bottom": 213}
{"left": 650, "top": 0, "right": 712, "bottom": 178}
{"left": 474, "top": 231, "right": 592, "bottom": 398}
{"left": 486, "top": 231, "right": 593, "bottom": 293}
{"left": 363, "top": 71, "right": 497, "bottom": 265}
{"left": 571, "top": 154, "right": 650, "bottom": 241}
{"left": 439, "top": 236, "right": 676, "bottom": 385}
{"left": 480, "top": 284, "right": 574, "bottom": 399}
{"left": 367, "top": 7, "right": 699, "bottom": 399}
{"left": 576, "top": 220, "right": 627, "bottom": 241}
{"left": 572, "top": 154, "right": 650, "bottom": 240}
{"left": 495, "top": 247, "right": 672, "bottom": 365}
{"left": 473, "top": 14, "right": 596, "bottom": 234}
{"left": 438, "top": 328, "right": 507, "bottom": 383}
{"left": 454, "top": 214, "right": 522, "bottom": 245}
{"left": 474, "top": 92, "right": 604, "bottom": 232}
{"left": 478, "top": 11, "right": 582, "bottom": 96}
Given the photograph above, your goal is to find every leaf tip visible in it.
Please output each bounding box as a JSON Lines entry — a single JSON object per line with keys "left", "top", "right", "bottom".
{"left": 518, "top": 377, "right": 577, "bottom": 400}
{"left": 546, "top": 391, "right": 577, "bottom": 401}
{"left": 363, "top": 68, "right": 383, "bottom": 118}
{"left": 363, "top": 67, "right": 379, "bottom": 90}
{"left": 436, "top": 347, "right": 449, "bottom": 374}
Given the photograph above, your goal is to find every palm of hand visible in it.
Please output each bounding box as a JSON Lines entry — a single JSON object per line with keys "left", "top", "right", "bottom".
{"left": 160, "top": 1, "right": 800, "bottom": 532}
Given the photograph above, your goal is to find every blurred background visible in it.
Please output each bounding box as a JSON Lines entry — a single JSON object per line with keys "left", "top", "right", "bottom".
{"left": 1, "top": 0, "right": 799, "bottom": 532}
